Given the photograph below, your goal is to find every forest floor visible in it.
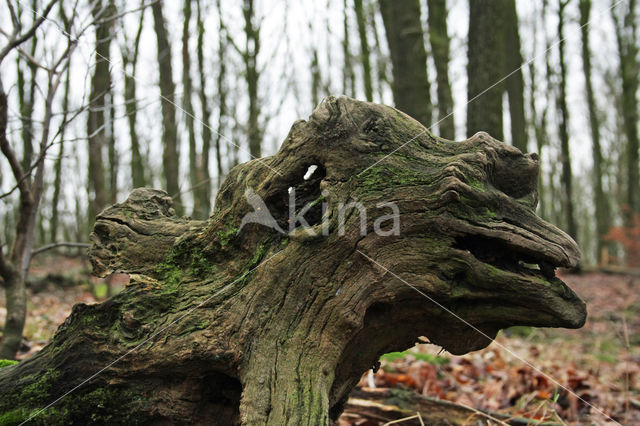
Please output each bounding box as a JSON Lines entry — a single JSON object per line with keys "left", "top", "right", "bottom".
{"left": 0, "top": 255, "right": 638, "bottom": 425}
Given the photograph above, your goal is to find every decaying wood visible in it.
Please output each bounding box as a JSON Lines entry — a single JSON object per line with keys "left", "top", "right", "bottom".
{"left": 342, "top": 388, "right": 561, "bottom": 426}
{"left": 0, "top": 97, "right": 586, "bottom": 425}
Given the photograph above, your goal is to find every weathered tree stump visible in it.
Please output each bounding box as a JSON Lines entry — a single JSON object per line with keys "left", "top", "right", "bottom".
{"left": 0, "top": 97, "right": 586, "bottom": 425}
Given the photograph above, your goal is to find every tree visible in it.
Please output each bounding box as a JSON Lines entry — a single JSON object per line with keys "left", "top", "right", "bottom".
{"left": 50, "top": 2, "right": 73, "bottom": 244}
{"left": 0, "top": 0, "right": 75, "bottom": 359}
{"left": 0, "top": 97, "right": 586, "bottom": 423}
{"left": 152, "top": 1, "right": 183, "bottom": 215}
{"left": 195, "top": 0, "right": 214, "bottom": 216}
{"left": 466, "top": 0, "right": 503, "bottom": 140}
{"left": 427, "top": 0, "right": 455, "bottom": 140}
{"left": 311, "top": 46, "right": 322, "bottom": 108}
{"left": 612, "top": 0, "right": 639, "bottom": 223}
{"left": 87, "top": 0, "right": 114, "bottom": 224}
{"left": 120, "top": 1, "right": 146, "bottom": 189}
{"left": 502, "top": 0, "right": 527, "bottom": 153}
{"left": 16, "top": 2, "right": 39, "bottom": 185}
{"left": 212, "top": 0, "right": 228, "bottom": 188}
{"left": 528, "top": 2, "right": 547, "bottom": 219}
{"left": 368, "top": 0, "right": 388, "bottom": 101}
{"left": 354, "top": 0, "right": 373, "bottom": 102}
{"left": 379, "top": 0, "right": 432, "bottom": 126}
{"left": 580, "top": 0, "right": 610, "bottom": 261}
{"left": 556, "top": 0, "right": 578, "bottom": 242}
{"left": 466, "top": 0, "right": 526, "bottom": 152}
{"left": 342, "top": 0, "right": 356, "bottom": 97}
{"left": 182, "top": 0, "right": 201, "bottom": 218}
{"left": 227, "top": 0, "right": 263, "bottom": 158}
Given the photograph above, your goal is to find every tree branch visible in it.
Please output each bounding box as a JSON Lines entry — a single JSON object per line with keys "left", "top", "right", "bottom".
{"left": 0, "top": 0, "right": 58, "bottom": 64}
{"left": 31, "top": 242, "right": 91, "bottom": 257}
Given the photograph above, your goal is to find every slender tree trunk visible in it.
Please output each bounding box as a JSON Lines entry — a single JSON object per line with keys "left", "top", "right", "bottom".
{"left": 557, "top": 0, "right": 577, "bottom": 241}
{"left": 311, "top": 48, "right": 322, "bottom": 108}
{"left": 152, "top": 1, "right": 183, "bottom": 215}
{"left": 343, "top": 0, "right": 356, "bottom": 97}
{"left": 502, "top": 0, "right": 527, "bottom": 152}
{"left": 107, "top": 90, "right": 118, "bottom": 204}
{"left": 87, "top": 0, "right": 112, "bottom": 224}
{"left": 196, "top": 0, "right": 213, "bottom": 214}
{"left": 466, "top": 0, "right": 503, "bottom": 140}
{"left": 122, "top": 6, "right": 146, "bottom": 189}
{"left": 50, "top": 2, "right": 73, "bottom": 244}
{"left": 427, "top": 0, "right": 454, "bottom": 140}
{"left": 0, "top": 0, "right": 69, "bottom": 358}
{"left": 18, "top": 3, "right": 38, "bottom": 182}
{"left": 354, "top": 0, "right": 373, "bottom": 102}
{"left": 0, "top": 84, "right": 31, "bottom": 359}
{"left": 379, "top": 0, "right": 432, "bottom": 126}
{"left": 214, "top": 0, "right": 228, "bottom": 186}
{"left": 612, "top": 0, "right": 639, "bottom": 221}
{"left": 368, "top": 1, "right": 388, "bottom": 101}
{"left": 580, "top": 0, "right": 610, "bottom": 261}
{"left": 324, "top": 0, "right": 334, "bottom": 96}
{"left": 243, "top": 0, "right": 262, "bottom": 158}
{"left": 51, "top": 68, "right": 71, "bottom": 243}
{"left": 16, "top": 16, "right": 38, "bottom": 186}
{"left": 542, "top": 0, "right": 556, "bottom": 223}
{"left": 182, "top": 0, "right": 200, "bottom": 217}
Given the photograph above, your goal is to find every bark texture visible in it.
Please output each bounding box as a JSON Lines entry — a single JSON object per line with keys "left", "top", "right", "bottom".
{"left": 0, "top": 97, "right": 586, "bottom": 425}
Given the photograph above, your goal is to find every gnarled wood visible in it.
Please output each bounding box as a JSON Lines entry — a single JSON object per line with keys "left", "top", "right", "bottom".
{"left": 0, "top": 97, "right": 586, "bottom": 425}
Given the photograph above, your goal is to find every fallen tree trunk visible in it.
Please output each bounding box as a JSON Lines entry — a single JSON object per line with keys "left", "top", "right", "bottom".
{"left": 0, "top": 97, "right": 586, "bottom": 425}
{"left": 342, "top": 388, "right": 561, "bottom": 425}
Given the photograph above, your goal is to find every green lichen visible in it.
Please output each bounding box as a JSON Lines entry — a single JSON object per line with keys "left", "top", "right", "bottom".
{"left": 22, "top": 369, "right": 60, "bottom": 405}
{"left": 0, "top": 408, "right": 32, "bottom": 425}
{"left": 0, "top": 360, "right": 18, "bottom": 369}
{"left": 246, "top": 242, "right": 268, "bottom": 270}
{"left": 216, "top": 224, "right": 239, "bottom": 247}
{"left": 468, "top": 177, "right": 486, "bottom": 191}
{"left": 0, "top": 378, "right": 144, "bottom": 425}
{"left": 355, "top": 164, "right": 431, "bottom": 192}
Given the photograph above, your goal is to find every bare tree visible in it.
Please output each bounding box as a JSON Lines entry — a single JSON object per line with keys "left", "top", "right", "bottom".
{"left": 196, "top": 0, "right": 214, "bottom": 215}
{"left": 120, "top": 0, "right": 146, "bottom": 189}
{"left": 17, "top": 2, "right": 39, "bottom": 185}
{"left": 502, "top": 0, "right": 527, "bottom": 152}
{"left": 50, "top": 2, "right": 73, "bottom": 243}
{"left": 556, "top": 0, "right": 577, "bottom": 242}
{"left": 342, "top": 0, "right": 355, "bottom": 97}
{"left": 243, "top": 0, "right": 262, "bottom": 158}
{"left": 580, "top": 0, "right": 610, "bottom": 260}
{"left": 0, "top": 0, "right": 76, "bottom": 359}
{"left": 152, "top": 0, "right": 183, "bottom": 215}
{"left": 427, "top": 0, "right": 454, "bottom": 139}
{"left": 467, "top": 0, "right": 504, "bottom": 140}
{"left": 379, "top": 0, "right": 432, "bottom": 126}
{"left": 612, "top": 0, "right": 639, "bottom": 223}
{"left": 87, "top": 0, "right": 114, "bottom": 224}
{"left": 354, "top": 0, "right": 373, "bottom": 102}
{"left": 182, "top": 0, "right": 201, "bottom": 218}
